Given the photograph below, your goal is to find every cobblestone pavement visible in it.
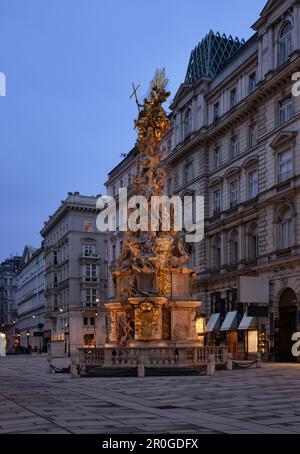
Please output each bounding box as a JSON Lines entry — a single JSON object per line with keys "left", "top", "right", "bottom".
{"left": 0, "top": 356, "right": 300, "bottom": 434}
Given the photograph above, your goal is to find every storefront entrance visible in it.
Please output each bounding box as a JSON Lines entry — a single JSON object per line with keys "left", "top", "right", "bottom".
{"left": 228, "top": 331, "right": 238, "bottom": 359}
{"left": 279, "top": 289, "right": 297, "bottom": 362}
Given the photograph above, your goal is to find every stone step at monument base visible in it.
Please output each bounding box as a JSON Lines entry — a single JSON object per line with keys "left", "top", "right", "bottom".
{"left": 81, "top": 366, "right": 207, "bottom": 377}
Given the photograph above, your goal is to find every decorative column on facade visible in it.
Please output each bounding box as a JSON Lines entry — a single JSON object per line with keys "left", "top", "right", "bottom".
{"left": 175, "top": 111, "right": 182, "bottom": 145}
{"left": 267, "top": 24, "right": 275, "bottom": 72}
{"left": 238, "top": 224, "right": 244, "bottom": 270}
{"left": 220, "top": 231, "right": 226, "bottom": 274}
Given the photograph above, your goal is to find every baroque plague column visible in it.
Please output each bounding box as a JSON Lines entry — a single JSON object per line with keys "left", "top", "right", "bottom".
{"left": 106, "top": 71, "right": 202, "bottom": 348}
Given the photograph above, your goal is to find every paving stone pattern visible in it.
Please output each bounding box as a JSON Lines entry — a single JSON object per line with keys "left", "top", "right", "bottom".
{"left": 0, "top": 356, "right": 299, "bottom": 434}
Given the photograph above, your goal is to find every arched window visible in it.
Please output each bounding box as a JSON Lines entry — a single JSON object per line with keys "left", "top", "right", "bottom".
{"left": 184, "top": 105, "right": 192, "bottom": 139}
{"left": 278, "top": 21, "right": 292, "bottom": 65}
{"left": 229, "top": 230, "right": 239, "bottom": 266}
{"left": 280, "top": 207, "right": 292, "bottom": 249}
{"left": 248, "top": 222, "right": 258, "bottom": 260}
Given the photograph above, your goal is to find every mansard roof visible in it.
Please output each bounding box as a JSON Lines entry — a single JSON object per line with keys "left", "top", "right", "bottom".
{"left": 184, "top": 30, "right": 245, "bottom": 84}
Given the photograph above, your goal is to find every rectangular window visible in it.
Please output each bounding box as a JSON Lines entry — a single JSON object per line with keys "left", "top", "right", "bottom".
{"left": 248, "top": 72, "right": 256, "bottom": 94}
{"left": 282, "top": 221, "right": 291, "bottom": 249}
{"left": 229, "top": 87, "right": 237, "bottom": 109}
{"left": 250, "top": 234, "right": 258, "bottom": 260}
{"left": 213, "top": 189, "right": 221, "bottom": 215}
{"left": 112, "top": 244, "right": 116, "bottom": 262}
{"left": 86, "top": 288, "right": 97, "bottom": 303}
{"left": 83, "top": 334, "right": 95, "bottom": 348}
{"left": 278, "top": 149, "right": 292, "bottom": 183}
{"left": 230, "top": 181, "right": 238, "bottom": 208}
{"left": 230, "top": 135, "right": 238, "bottom": 159}
{"left": 85, "top": 264, "right": 91, "bottom": 280}
{"left": 248, "top": 123, "right": 256, "bottom": 149}
{"left": 214, "top": 247, "right": 221, "bottom": 270}
{"left": 184, "top": 162, "right": 193, "bottom": 183}
{"left": 279, "top": 98, "right": 293, "bottom": 125}
{"left": 232, "top": 241, "right": 239, "bottom": 265}
{"left": 53, "top": 251, "right": 58, "bottom": 265}
{"left": 213, "top": 102, "right": 220, "bottom": 121}
{"left": 213, "top": 147, "right": 222, "bottom": 169}
{"left": 249, "top": 170, "right": 258, "bottom": 198}
{"left": 83, "top": 245, "right": 94, "bottom": 256}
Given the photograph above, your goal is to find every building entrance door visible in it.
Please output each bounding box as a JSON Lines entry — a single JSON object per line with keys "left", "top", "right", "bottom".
{"left": 228, "top": 331, "right": 238, "bottom": 359}
{"left": 279, "top": 289, "right": 297, "bottom": 362}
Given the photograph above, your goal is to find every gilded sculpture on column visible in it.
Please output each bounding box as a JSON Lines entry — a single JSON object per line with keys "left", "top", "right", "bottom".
{"left": 108, "top": 70, "right": 199, "bottom": 346}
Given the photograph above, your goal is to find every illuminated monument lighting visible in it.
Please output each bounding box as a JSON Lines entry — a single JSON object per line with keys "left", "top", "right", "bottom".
{"left": 106, "top": 70, "right": 202, "bottom": 350}
{"left": 78, "top": 71, "right": 227, "bottom": 374}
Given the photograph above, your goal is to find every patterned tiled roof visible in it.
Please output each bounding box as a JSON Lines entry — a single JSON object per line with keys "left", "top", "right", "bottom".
{"left": 185, "top": 31, "right": 245, "bottom": 84}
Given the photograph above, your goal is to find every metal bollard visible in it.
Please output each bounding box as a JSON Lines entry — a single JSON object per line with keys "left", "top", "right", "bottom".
{"left": 256, "top": 351, "right": 262, "bottom": 368}
{"left": 207, "top": 354, "right": 216, "bottom": 376}
{"left": 226, "top": 353, "right": 233, "bottom": 371}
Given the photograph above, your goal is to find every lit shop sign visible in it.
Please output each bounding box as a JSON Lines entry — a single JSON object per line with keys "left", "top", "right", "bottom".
{"left": 0, "top": 333, "right": 6, "bottom": 356}
{"left": 292, "top": 332, "right": 300, "bottom": 358}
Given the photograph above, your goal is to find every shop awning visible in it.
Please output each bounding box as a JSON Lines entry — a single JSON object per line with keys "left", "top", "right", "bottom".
{"left": 220, "top": 311, "right": 238, "bottom": 331}
{"left": 238, "top": 314, "right": 257, "bottom": 331}
{"left": 206, "top": 313, "right": 221, "bottom": 332}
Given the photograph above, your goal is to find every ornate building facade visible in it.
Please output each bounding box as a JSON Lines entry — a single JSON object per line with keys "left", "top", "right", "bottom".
{"left": 17, "top": 246, "right": 46, "bottom": 351}
{"left": 165, "top": 0, "right": 300, "bottom": 360}
{"left": 106, "top": 0, "right": 300, "bottom": 360}
{"left": 41, "top": 192, "right": 107, "bottom": 360}
{"left": 0, "top": 256, "right": 22, "bottom": 349}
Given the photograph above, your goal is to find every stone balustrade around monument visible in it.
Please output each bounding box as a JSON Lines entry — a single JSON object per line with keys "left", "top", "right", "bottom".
{"left": 78, "top": 346, "right": 228, "bottom": 369}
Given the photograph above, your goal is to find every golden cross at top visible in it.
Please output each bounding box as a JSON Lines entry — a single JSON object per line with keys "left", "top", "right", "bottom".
{"left": 130, "top": 82, "right": 141, "bottom": 111}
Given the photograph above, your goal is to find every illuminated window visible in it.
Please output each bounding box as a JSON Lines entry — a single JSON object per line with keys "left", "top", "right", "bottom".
{"left": 83, "top": 334, "right": 95, "bottom": 348}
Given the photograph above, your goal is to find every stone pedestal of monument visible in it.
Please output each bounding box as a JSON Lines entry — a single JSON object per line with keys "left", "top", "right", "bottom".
{"left": 106, "top": 268, "right": 202, "bottom": 350}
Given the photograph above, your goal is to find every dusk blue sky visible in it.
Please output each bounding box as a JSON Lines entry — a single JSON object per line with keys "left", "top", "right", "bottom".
{"left": 0, "top": 0, "right": 266, "bottom": 262}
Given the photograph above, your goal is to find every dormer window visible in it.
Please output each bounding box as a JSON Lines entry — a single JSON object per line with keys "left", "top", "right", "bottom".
{"left": 278, "top": 21, "right": 292, "bottom": 66}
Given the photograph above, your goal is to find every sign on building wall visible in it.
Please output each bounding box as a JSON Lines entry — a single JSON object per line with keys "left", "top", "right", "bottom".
{"left": 0, "top": 333, "right": 6, "bottom": 356}
{"left": 239, "top": 277, "right": 269, "bottom": 304}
